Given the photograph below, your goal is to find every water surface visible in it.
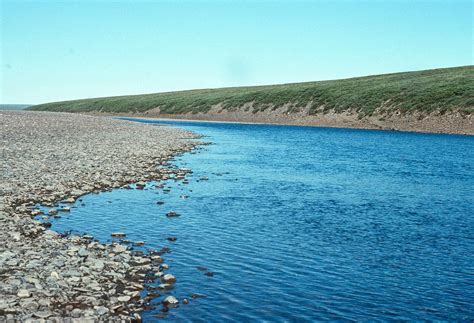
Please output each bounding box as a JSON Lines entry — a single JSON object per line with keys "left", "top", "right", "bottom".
{"left": 44, "top": 120, "right": 474, "bottom": 321}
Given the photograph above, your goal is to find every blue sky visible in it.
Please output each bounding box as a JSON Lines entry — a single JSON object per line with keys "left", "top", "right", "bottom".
{"left": 1, "top": 0, "right": 472, "bottom": 104}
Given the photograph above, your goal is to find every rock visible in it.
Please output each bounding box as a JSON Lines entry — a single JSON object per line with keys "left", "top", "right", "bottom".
{"left": 158, "top": 283, "right": 173, "bottom": 290}
{"left": 59, "top": 206, "right": 70, "bottom": 212}
{"left": 161, "top": 274, "right": 176, "bottom": 284}
{"left": 191, "top": 293, "right": 206, "bottom": 299}
{"left": 117, "top": 295, "right": 131, "bottom": 302}
{"left": 136, "top": 181, "right": 146, "bottom": 189}
{"left": 78, "top": 247, "right": 89, "bottom": 257}
{"left": 34, "top": 311, "right": 52, "bottom": 319}
{"left": 182, "top": 298, "right": 189, "bottom": 305}
{"left": 162, "top": 296, "right": 178, "bottom": 306}
{"left": 64, "top": 197, "right": 76, "bottom": 203}
{"left": 133, "top": 241, "right": 145, "bottom": 246}
{"left": 17, "top": 289, "right": 31, "bottom": 298}
{"left": 90, "top": 260, "right": 105, "bottom": 270}
{"left": 166, "top": 211, "right": 180, "bottom": 217}
{"left": 112, "top": 244, "right": 127, "bottom": 253}
{"left": 205, "top": 271, "right": 215, "bottom": 277}
{"left": 50, "top": 271, "right": 60, "bottom": 279}
{"left": 47, "top": 208, "right": 58, "bottom": 215}
{"left": 167, "top": 236, "right": 177, "bottom": 242}
{"left": 95, "top": 306, "right": 109, "bottom": 316}
{"left": 71, "top": 308, "right": 82, "bottom": 318}
{"left": 156, "top": 201, "right": 165, "bottom": 205}
{"left": 23, "top": 301, "right": 39, "bottom": 311}
{"left": 111, "top": 232, "right": 126, "bottom": 237}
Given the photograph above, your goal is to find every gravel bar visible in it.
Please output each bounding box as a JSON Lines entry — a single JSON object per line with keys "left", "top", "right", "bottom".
{"left": 0, "top": 111, "right": 200, "bottom": 321}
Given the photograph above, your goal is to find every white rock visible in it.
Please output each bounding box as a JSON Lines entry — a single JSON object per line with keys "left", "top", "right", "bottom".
{"left": 17, "top": 289, "right": 31, "bottom": 298}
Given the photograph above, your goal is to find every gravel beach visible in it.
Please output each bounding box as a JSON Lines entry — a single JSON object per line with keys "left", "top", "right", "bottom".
{"left": 0, "top": 111, "right": 200, "bottom": 321}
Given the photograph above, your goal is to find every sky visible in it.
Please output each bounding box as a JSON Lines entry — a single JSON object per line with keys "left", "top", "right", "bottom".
{"left": 0, "top": 0, "right": 472, "bottom": 104}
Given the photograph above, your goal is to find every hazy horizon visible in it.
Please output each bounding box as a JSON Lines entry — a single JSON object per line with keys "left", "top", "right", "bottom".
{"left": 1, "top": 0, "right": 472, "bottom": 105}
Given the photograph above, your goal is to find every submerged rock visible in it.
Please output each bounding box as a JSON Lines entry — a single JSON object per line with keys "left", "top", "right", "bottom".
{"left": 162, "top": 296, "right": 178, "bottom": 306}
{"left": 166, "top": 211, "right": 180, "bottom": 217}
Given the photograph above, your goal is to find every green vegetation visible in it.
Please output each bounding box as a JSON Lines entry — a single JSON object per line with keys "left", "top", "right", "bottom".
{"left": 29, "top": 66, "right": 473, "bottom": 116}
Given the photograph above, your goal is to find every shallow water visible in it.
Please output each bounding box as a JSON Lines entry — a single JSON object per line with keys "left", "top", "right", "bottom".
{"left": 42, "top": 120, "right": 474, "bottom": 321}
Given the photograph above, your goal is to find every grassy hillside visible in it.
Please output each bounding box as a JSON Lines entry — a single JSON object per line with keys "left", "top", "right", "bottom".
{"left": 29, "top": 66, "right": 473, "bottom": 116}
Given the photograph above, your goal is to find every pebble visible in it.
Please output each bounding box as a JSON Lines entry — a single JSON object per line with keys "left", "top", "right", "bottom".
{"left": 17, "top": 289, "right": 31, "bottom": 298}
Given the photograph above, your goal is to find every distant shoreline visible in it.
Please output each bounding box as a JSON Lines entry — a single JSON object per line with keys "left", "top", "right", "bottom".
{"left": 87, "top": 111, "right": 474, "bottom": 136}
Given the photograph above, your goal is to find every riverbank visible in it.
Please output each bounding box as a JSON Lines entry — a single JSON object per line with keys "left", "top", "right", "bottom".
{"left": 87, "top": 109, "right": 473, "bottom": 135}
{"left": 0, "top": 111, "right": 200, "bottom": 320}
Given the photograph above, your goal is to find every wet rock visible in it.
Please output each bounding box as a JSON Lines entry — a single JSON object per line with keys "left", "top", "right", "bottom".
{"left": 161, "top": 274, "right": 176, "bottom": 284}
{"left": 112, "top": 244, "right": 128, "bottom": 253}
{"left": 158, "top": 283, "right": 173, "bottom": 290}
{"left": 133, "top": 241, "right": 145, "bottom": 246}
{"left": 162, "top": 296, "right": 178, "bottom": 306}
{"left": 191, "top": 293, "right": 207, "bottom": 299}
{"left": 167, "top": 236, "right": 177, "bottom": 242}
{"left": 47, "top": 208, "right": 58, "bottom": 215}
{"left": 205, "top": 271, "right": 215, "bottom": 277}
{"left": 166, "top": 211, "right": 180, "bottom": 217}
{"left": 111, "top": 232, "right": 126, "bottom": 238}
{"left": 182, "top": 298, "right": 189, "bottom": 305}
{"left": 156, "top": 201, "right": 165, "bottom": 205}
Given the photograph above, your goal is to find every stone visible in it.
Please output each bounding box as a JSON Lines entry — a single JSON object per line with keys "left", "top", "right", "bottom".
{"left": 111, "top": 232, "right": 126, "bottom": 238}
{"left": 34, "top": 311, "right": 52, "bottom": 319}
{"left": 166, "top": 211, "right": 180, "bottom": 217}
{"left": 47, "top": 208, "right": 58, "bottom": 215}
{"left": 117, "top": 295, "right": 131, "bottom": 302}
{"left": 161, "top": 274, "right": 176, "bottom": 284}
{"left": 162, "top": 296, "right": 178, "bottom": 306}
{"left": 95, "top": 306, "right": 109, "bottom": 316}
{"left": 112, "top": 244, "right": 127, "bottom": 253}
{"left": 64, "top": 197, "right": 76, "bottom": 203}
{"left": 78, "top": 247, "right": 89, "bottom": 257}
{"left": 158, "top": 283, "right": 173, "bottom": 290}
{"left": 17, "top": 289, "right": 31, "bottom": 298}
{"left": 50, "top": 271, "right": 60, "bottom": 279}
{"left": 71, "top": 308, "right": 82, "bottom": 318}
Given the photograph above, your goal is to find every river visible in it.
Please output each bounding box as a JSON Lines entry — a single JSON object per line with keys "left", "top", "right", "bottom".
{"left": 40, "top": 119, "right": 474, "bottom": 321}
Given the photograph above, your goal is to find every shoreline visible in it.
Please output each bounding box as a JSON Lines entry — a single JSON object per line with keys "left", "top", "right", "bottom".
{"left": 0, "top": 111, "right": 204, "bottom": 320}
{"left": 88, "top": 110, "right": 474, "bottom": 136}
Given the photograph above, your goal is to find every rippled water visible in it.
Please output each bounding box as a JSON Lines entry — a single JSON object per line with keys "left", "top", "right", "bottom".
{"left": 42, "top": 120, "right": 474, "bottom": 321}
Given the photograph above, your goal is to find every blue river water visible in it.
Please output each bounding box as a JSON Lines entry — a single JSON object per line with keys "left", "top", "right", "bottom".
{"left": 42, "top": 120, "right": 473, "bottom": 321}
